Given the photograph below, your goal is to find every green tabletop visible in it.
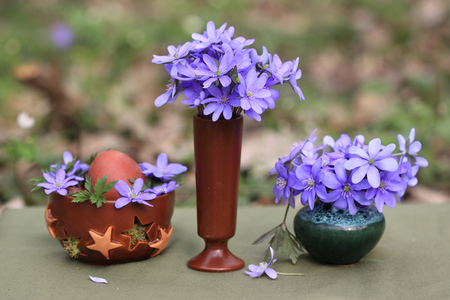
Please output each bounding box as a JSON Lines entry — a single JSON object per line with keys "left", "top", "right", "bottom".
{"left": 1, "top": 203, "right": 449, "bottom": 299}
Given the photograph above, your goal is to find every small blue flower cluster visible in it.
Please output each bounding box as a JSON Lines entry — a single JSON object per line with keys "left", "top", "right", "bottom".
{"left": 116, "top": 153, "right": 187, "bottom": 209}
{"left": 152, "top": 21, "right": 305, "bottom": 121}
{"left": 37, "top": 152, "right": 88, "bottom": 196}
{"left": 271, "top": 128, "right": 428, "bottom": 215}
{"left": 37, "top": 152, "right": 187, "bottom": 209}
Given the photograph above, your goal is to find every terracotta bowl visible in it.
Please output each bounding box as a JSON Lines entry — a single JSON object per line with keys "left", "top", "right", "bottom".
{"left": 45, "top": 191, "right": 175, "bottom": 265}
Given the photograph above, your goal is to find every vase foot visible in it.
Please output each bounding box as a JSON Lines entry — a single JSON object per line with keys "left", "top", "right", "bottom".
{"left": 188, "top": 240, "right": 244, "bottom": 272}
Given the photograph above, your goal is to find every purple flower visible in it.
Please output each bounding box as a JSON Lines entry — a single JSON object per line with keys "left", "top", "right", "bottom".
{"left": 174, "top": 62, "right": 207, "bottom": 82}
{"left": 266, "top": 54, "right": 293, "bottom": 85}
{"left": 398, "top": 128, "right": 428, "bottom": 167}
{"left": 114, "top": 178, "right": 156, "bottom": 209}
{"left": 195, "top": 50, "right": 236, "bottom": 88}
{"left": 290, "top": 158, "right": 328, "bottom": 210}
{"left": 244, "top": 108, "right": 263, "bottom": 122}
{"left": 152, "top": 42, "right": 194, "bottom": 65}
{"left": 155, "top": 77, "right": 180, "bottom": 107}
{"left": 57, "top": 151, "right": 88, "bottom": 181}
{"left": 365, "top": 171, "right": 407, "bottom": 213}
{"left": 238, "top": 69, "right": 272, "bottom": 114}
{"left": 50, "top": 22, "right": 74, "bottom": 50}
{"left": 288, "top": 129, "right": 317, "bottom": 161}
{"left": 324, "top": 133, "right": 364, "bottom": 164}
{"left": 37, "top": 168, "right": 78, "bottom": 196}
{"left": 140, "top": 153, "right": 187, "bottom": 180}
{"left": 399, "top": 159, "right": 419, "bottom": 187}
{"left": 272, "top": 161, "right": 294, "bottom": 207}
{"left": 144, "top": 181, "right": 179, "bottom": 195}
{"left": 288, "top": 57, "right": 305, "bottom": 101}
{"left": 344, "top": 138, "right": 398, "bottom": 188}
{"left": 245, "top": 247, "right": 278, "bottom": 279}
{"left": 323, "top": 162, "right": 372, "bottom": 215}
{"left": 151, "top": 21, "right": 307, "bottom": 122}
{"left": 181, "top": 81, "right": 208, "bottom": 108}
{"left": 192, "top": 21, "right": 227, "bottom": 50}
{"left": 201, "top": 85, "right": 240, "bottom": 121}
{"left": 271, "top": 129, "right": 427, "bottom": 215}
{"left": 251, "top": 46, "right": 270, "bottom": 70}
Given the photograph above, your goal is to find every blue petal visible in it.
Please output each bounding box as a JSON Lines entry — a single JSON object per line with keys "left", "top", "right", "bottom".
{"left": 375, "top": 143, "right": 396, "bottom": 160}
{"left": 368, "top": 138, "right": 382, "bottom": 158}
{"left": 351, "top": 164, "right": 369, "bottom": 184}
{"left": 265, "top": 268, "right": 278, "bottom": 279}
{"left": 133, "top": 178, "right": 144, "bottom": 193}
{"left": 115, "top": 180, "right": 131, "bottom": 197}
{"left": 374, "top": 157, "right": 399, "bottom": 172}
{"left": 323, "top": 172, "right": 341, "bottom": 189}
{"left": 156, "top": 153, "right": 168, "bottom": 168}
{"left": 348, "top": 146, "right": 369, "bottom": 160}
{"left": 415, "top": 157, "right": 428, "bottom": 167}
{"left": 115, "top": 197, "right": 131, "bottom": 209}
{"left": 345, "top": 157, "right": 367, "bottom": 170}
{"left": 244, "top": 271, "right": 262, "bottom": 278}
{"left": 409, "top": 141, "right": 422, "bottom": 155}
{"left": 367, "top": 166, "right": 380, "bottom": 188}
{"left": 89, "top": 276, "right": 108, "bottom": 284}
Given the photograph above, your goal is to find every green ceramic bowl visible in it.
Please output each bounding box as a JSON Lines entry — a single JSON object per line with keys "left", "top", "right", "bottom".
{"left": 293, "top": 202, "right": 386, "bottom": 265}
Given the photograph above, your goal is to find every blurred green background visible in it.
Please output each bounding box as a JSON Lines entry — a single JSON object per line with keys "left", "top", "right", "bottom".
{"left": 1, "top": 0, "right": 449, "bottom": 207}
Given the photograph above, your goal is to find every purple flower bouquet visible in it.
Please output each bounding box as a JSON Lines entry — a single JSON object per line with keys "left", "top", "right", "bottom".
{"left": 152, "top": 21, "right": 305, "bottom": 121}
{"left": 255, "top": 128, "right": 428, "bottom": 263}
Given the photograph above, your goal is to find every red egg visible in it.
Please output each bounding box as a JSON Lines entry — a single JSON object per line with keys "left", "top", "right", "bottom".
{"left": 87, "top": 150, "right": 145, "bottom": 200}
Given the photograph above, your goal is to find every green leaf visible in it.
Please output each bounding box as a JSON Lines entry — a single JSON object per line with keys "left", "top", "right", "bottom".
{"left": 94, "top": 195, "right": 106, "bottom": 208}
{"left": 71, "top": 191, "right": 90, "bottom": 203}
{"left": 273, "top": 227, "right": 284, "bottom": 251}
{"left": 85, "top": 153, "right": 98, "bottom": 165}
{"left": 94, "top": 176, "right": 108, "bottom": 196}
{"left": 252, "top": 226, "right": 280, "bottom": 245}
{"left": 30, "top": 175, "right": 46, "bottom": 191}
{"left": 85, "top": 176, "right": 93, "bottom": 194}
{"left": 30, "top": 175, "right": 45, "bottom": 186}
{"left": 281, "top": 230, "right": 292, "bottom": 254}
{"left": 103, "top": 180, "right": 118, "bottom": 194}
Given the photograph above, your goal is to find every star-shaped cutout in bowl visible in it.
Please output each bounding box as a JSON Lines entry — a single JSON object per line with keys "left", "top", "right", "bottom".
{"left": 87, "top": 226, "right": 123, "bottom": 260}
{"left": 149, "top": 226, "right": 173, "bottom": 257}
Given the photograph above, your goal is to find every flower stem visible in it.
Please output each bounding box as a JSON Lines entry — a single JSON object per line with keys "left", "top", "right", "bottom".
{"left": 277, "top": 272, "right": 304, "bottom": 276}
{"left": 281, "top": 204, "right": 290, "bottom": 226}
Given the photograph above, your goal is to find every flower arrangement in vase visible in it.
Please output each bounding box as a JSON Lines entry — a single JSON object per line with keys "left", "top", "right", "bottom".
{"left": 255, "top": 128, "right": 428, "bottom": 265}
{"left": 33, "top": 150, "right": 186, "bottom": 265}
{"left": 152, "top": 21, "right": 306, "bottom": 271}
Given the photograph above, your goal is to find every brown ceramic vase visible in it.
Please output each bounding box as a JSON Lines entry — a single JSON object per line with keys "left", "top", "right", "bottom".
{"left": 187, "top": 115, "right": 245, "bottom": 272}
{"left": 45, "top": 190, "right": 175, "bottom": 265}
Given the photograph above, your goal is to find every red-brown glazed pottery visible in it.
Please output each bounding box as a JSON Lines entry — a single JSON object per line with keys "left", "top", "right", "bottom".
{"left": 45, "top": 190, "right": 175, "bottom": 264}
{"left": 187, "top": 115, "right": 245, "bottom": 272}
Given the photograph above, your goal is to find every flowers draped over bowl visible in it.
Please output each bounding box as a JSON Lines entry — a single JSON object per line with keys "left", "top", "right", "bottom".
{"left": 34, "top": 152, "right": 187, "bottom": 209}
{"left": 152, "top": 21, "right": 305, "bottom": 122}
{"left": 271, "top": 128, "right": 428, "bottom": 215}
